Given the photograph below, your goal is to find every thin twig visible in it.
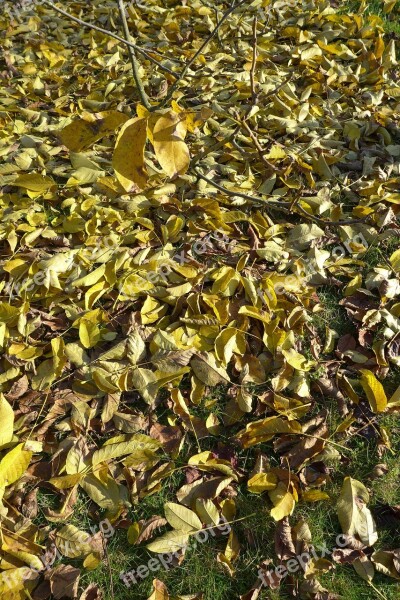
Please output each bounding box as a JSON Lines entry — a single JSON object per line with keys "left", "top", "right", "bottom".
{"left": 194, "top": 168, "right": 369, "bottom": 226}
{"left": 40, "top": 0, "right": 178, "bottom": 79}
{"left": 250, "top": 16, "right": 258, "bottom": 106}
{"left": 117, "top": 0, "right": 151, "bottom": 109}
{"left": 191, "top": 124, "right": 241, "bottom": 165}
{"left": 161, "top": 0, "right": 247, "bottom": 107}
{"left": 240, "top": 118, "right": 277, "bottom": 172}
{"left": 293, "top": 201, "right": 370, "bottom": 226}
{"left": 193, "top": 167, "right": 287, "bottom": 206}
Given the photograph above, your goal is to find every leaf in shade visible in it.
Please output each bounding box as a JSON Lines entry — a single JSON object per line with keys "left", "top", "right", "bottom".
{"left": 371, "top": 549, "right": 400, "bottom": 579}
{"left": 127, "top": 516, "right": 167, "bottom": 545}
{"left": 79, "top": 583, "right": 104, "bottom": 600}
{"left": 47, "top": 565, "right": 81, "bottom": 599}
{"left": 353, "top": 554, "right": 375, "bottom": 582}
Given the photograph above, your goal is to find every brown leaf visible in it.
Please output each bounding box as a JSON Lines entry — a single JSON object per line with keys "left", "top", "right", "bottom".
{"left": 79, "top": 583, "right": 104, "bottom": 600}
{"left": 136, "top": 516, "right": 168, "bottom": 545}
{"left": 5, "top": 375, "right": 29, "bottom": 400}
{"left": 46, "top": 565, "right": 80, "bottom": 599}
{"left": 275, "top": 517, "right": 296, "bottom": 560}
{"left": 150, "top": 423, "right": 184, "bottom": 454}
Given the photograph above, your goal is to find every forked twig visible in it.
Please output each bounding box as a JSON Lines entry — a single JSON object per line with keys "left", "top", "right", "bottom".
{"left": 161, "top": 0, "right": 247, "bottom": 106}
{"left": 40, "top": 0, "right": 178, "bottom": 79}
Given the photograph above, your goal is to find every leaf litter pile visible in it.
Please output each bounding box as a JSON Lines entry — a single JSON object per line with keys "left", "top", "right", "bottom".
{"left": 0, "top": 0, "right": 400, "bottom": 598}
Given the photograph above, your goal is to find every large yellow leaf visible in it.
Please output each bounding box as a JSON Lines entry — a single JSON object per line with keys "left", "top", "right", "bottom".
{"left": 112, "top": 117, "right": 148, "bottom": 192}
{"left": 164, "top": 502, "right": 202, "bottom": 532}
{"left": 0, "top": 444, "right": 32, "bottom": 488}
{"left": 269, "top": 482, "right": 296, "bottom": 521}
{"left": 147, "top": 530, "right": 190, "bottom": 554}
{"left": 59, "top": 110, "right": 129, "bottom": 152}
{"left": 13, "top": 174, "right": 56, "bottom": 192}
{"left": 92, "top": 435, "right": 160, "bottom": 466}
{"left": 0, "top": 394, "right": 14, "bottom": 449}
{"left": 359, "top": 369, "right": 387, "bottom": 413}
{"left": 153, "top": 112, "right": 190, "bottom": 177}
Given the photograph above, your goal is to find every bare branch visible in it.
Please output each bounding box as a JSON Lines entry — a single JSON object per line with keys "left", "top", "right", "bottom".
{"left": 41, "top": 0, "right": 178, "bottom": 79}
{"left": 193, "top": 168, "right": 369, "bottom": 227}
{"left": 117, "top": 0, "right": 151, "bottom": 110}
{"left": 161, "top": 0, "right": 247, "bottom": 107}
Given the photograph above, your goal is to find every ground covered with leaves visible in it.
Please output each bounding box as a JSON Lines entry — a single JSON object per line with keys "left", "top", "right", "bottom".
{"left": 0, "top": 0, "right": 400, "bottom": 599}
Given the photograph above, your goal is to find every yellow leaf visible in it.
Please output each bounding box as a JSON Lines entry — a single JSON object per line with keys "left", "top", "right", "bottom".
{"left": 52, "top": 337, "right": 67, "bottom": 378}
{"left": 359, "top": 369, "right": 387, "bottom": 413}
{"left": 0, "top": 394, "right": 14, "bottom": 449}
{"left": 153, "top": 112, "right": 190, "bottom": 177}
{"left": 0, "top": 568, "right": 39, "bottom": 595}
{"left": 247, "top": 472, "right": 278, "bottom": 493}
{"left": 164, "top": 502, "right": 202, "bottom": 532}
{"left": 92, "top": 435, "right": 160, "bottom": 467}
{"left": 55, "top": 525, "right": 92, "bottom": 558}
{"left": 49, "top": 473, "right": 83, "bottom": 489}
{"left": 269, "top": 482, "right": 295, "bottom": 521}
{"left": 79, "top": 320, "right": 101, "bottom": 349}
{"left": 302, "top": 489, "right": 330, "bottom": 502}
{"left": 112, "top": 117, "right": 148, "bottom": 192}
{"left": 13, "top": 174, "right": 56, "bottom": 192}
{"left": 147, "top": 530, "right": 190, "bottom": 554}
{"left": 0, "top": 444, "right": 32, "bottom": 488}
{"left": 59, "top": 110, "right": 128, "bottom": 152}
{"left": 337, "top": 477, "right": 378, "bottom": 546}
{"left": 147, "top": 579, "right": 169, "bottom": 600}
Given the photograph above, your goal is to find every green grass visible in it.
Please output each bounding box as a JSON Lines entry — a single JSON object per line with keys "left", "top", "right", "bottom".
{"left": 343, "top": 0, "right": 400, "bottom": 35}
{"left": 73, "top": 407, "right": 400, "bottom": 600}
